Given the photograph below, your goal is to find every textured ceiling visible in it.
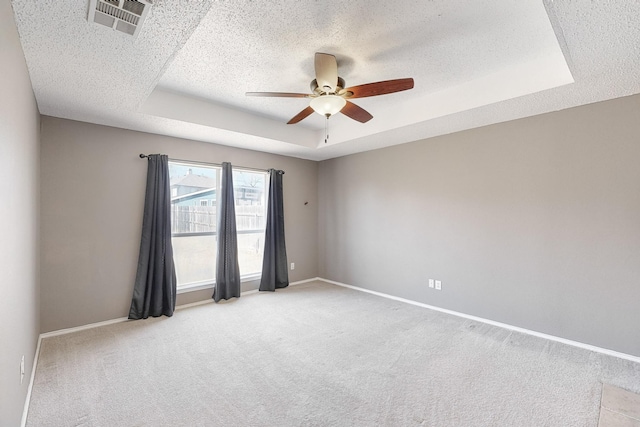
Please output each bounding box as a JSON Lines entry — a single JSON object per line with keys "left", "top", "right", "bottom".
{"left": 9, "top": 0, "right": 640, "bottom": 161}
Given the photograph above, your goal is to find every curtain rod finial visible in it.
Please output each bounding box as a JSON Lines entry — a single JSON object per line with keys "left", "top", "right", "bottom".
{"left": 139, "top": 154, "right": 147, "bottom": 159}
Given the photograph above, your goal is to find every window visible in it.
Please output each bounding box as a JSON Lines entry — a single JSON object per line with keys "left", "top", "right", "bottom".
{"left": 233, "top": 170, "right": 267, "bottom": 278}
{"left": 169, "top": 161, "right": 267, "bottom": 290}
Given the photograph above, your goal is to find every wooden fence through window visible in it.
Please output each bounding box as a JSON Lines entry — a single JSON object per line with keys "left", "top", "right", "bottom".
{"left": 171, "top": 205, "right": 265, "bottom": 234}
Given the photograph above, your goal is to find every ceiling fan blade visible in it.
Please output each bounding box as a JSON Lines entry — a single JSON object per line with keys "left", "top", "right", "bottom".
{"left": 287, "top": 106, "right": 315, "bottom": 124}
{"left": 341, "top": 78, "right": 414, "bottom": 98}
{"left": 315, "top": 53, "right": 338, "bottom": 93}
{"left": 246, "top": 92, "right": 312, "bottom": 98}
{"left": 341, "top": 101, "right": 373, "bottom": 123}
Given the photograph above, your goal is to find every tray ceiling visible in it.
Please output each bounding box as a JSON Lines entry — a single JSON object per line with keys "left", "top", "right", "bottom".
{"left": 10, "top": 0, "right": 640, "bottom": 160}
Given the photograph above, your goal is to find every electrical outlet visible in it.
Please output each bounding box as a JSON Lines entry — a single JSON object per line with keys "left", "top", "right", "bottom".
{"left": 290, "top": 262, "right": 295, "bottom": 270}
{"left": 428, "top": 279, "right": 434, "bottom": 288}
{"left": 435, "top": 280, "right": 442, "bottom": 290}
{"left": 20, "top": 355, "right": 24, "bottom": 384}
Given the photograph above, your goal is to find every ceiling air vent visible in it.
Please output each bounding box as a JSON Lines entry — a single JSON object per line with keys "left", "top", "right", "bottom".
{"left": 88, "top": 0, "right": 153, "bottom": 38}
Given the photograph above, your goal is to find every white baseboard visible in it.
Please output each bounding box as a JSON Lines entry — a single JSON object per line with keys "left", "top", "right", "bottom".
{"left": 40, "top": 316, "right": 131, "bottom": 339}
{"left": 20, "top": 334, "right": 41, "bottom": 427}
{"left": 289, "top": 277, "right": 321, "bottom": 286}
{"left": 317, "top": 277, "right": 640, "bottom": 365}
{"left": 175, "top": 298, "right": 215, "bottom": 310}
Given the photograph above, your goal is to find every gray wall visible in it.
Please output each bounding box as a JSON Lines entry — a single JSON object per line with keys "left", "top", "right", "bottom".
{"left": 40, "top": 117, "right": 318, "bottom": 332}
{"left": 318, "top": 94, "right": 640, "bottom": 357}
{"left": 0, "top": 0, "right": 41, "bottom": 425}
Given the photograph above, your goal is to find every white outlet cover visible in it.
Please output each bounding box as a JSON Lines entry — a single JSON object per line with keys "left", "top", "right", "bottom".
{"left": 290, "top": 262, "right": 295, "bottom": 270}
{"left": 435, "top": 280, "right": 442, "bottom": 290}
{"left": 428, "top": 279, "right": 434, "bottom": 288}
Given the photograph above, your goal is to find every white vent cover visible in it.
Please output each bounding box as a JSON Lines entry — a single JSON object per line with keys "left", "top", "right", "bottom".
{"left": 88, "top": 0, "right": 153, "bottom": 37}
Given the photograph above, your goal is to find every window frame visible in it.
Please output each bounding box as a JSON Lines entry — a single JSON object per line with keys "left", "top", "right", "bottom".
{"left": 168, "top": 160, "right": 268, "bottom": 294}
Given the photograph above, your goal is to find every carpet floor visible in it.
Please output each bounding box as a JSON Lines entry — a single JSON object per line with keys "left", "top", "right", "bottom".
{"left": 26, "top": 281, "right": 640, "bottom": 426}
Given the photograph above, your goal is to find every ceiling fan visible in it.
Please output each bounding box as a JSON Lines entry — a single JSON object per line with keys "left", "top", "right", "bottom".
{"left": 246, "top": 53, "right": 414, "bottom": 124}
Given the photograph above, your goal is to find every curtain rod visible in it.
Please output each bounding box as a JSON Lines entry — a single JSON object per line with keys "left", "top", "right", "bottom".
{"left": 139, "top": 154, "right": 284, "bottom": 174}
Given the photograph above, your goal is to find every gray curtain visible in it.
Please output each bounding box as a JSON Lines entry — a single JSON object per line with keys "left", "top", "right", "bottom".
{"left": 214, "top": 162, "right": 241, "bottom": 301}
{"left": 260, "top": 169, "right": 289, "bottom": 291}
{"left": 129, "top": 154, "right": 177, "bottom": 320}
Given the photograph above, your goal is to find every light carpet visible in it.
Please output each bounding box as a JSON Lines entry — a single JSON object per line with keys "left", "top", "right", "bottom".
{"left": 26, "top": 281, "right": 640, "bottom": 426}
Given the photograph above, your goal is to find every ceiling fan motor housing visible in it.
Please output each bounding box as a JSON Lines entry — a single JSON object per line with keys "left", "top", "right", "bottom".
{"left": 311, "top": 77, "right": 346, "bottom": 95}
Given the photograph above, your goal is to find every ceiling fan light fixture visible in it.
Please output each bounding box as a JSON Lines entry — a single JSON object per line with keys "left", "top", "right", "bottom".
{"left": 310, "top": 95, "right": 346, "bottom": 117}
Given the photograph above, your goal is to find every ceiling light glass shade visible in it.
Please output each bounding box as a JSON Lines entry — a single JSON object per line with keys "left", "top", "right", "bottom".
{"left": 310, "top": 95, "right": 347, "bottom": 116}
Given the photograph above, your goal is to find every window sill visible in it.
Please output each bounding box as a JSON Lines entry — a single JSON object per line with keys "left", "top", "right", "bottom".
{"left": 240, "top": 273, "right": 262, "bottom": 282}
{"left": 176, "top": 274, "right": 262, "bottom": 295}
{"left": 177, "top": 281, "right": 213, "bottom": 294}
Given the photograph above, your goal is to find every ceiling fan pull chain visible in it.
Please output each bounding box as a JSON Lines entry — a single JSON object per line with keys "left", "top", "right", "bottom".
{"left": 325, "top": 114, "right": 329, "bottom": 144}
